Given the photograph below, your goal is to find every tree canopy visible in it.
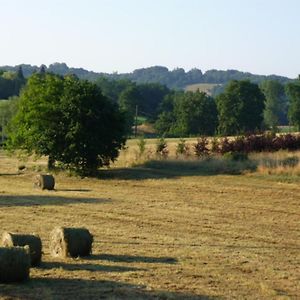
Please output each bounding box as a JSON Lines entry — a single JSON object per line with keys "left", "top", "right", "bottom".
{"left": 155, "top": 91, "right": 218, "bottom": 136}
{"left": 6, "top": 73, "right": 127, "bottom": 174}
{"left": 286, "top": 78, "right": 300, "bottom": 130}
{"left": 261, "top": 80, "right": 288, "bottom": 130}
{"left": 1, "top": 63, "right": 292, "bottom": 90}
{"left": 0, "top": 67, "right": 26, "bottom": 99}
{"left": 216, "top": 80, "right": 265, "bottom": 135}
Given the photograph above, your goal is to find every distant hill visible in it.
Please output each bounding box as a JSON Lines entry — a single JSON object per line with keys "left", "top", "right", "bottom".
{"left": 0, "top": 63, "right": 293, "bottom": 90}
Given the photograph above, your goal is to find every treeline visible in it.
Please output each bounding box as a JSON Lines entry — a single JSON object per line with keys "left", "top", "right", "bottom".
{"left": 0, "top": 67, "right": 26, "bottom": 99}
{"left": 1, "top": 66, "right": 300, "bottom": 139}
{"left": 0, "top": 63, "right": 292, "bottom": 90}
{"left": 97, "top": 76, "right": 300, "bottom": 137}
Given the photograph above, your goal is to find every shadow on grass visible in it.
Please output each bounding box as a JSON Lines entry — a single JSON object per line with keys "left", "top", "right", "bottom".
{"left": 92, "top": 253, "right": 177, "bottom": 264}
{"left": 0, "top": 195, "right": 110, "bottom": 207}
{"left": 99, "top": 240, "right": 300, "bottom": 251}
{"left": 56, "top": 188, "right": 92, "bottom": 192}
{"left": 40, "top": 261, "right": 145, "bottom": 272}
{"left": 0, "top": 173, "right": 20, "bottom": 176}
{"left": 98, "top": 158, "right": 257, "bottom": 180}
{"left": 0, "top": 277, "right": 216, "bottom": 300}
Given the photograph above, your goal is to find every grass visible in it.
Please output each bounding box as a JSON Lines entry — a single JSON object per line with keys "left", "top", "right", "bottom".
{"left": 0, "top": 148, "right": 299, "bottom": 299}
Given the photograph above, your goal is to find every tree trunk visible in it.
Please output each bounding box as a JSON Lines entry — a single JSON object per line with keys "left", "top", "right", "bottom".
{"left": 47, "top": 155, "right": 55, "bottom": 170}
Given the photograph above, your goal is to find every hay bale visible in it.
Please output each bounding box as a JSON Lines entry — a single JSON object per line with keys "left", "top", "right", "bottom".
{"left": 34, "top": 174, "right": 55, "bottom": 190}
{"left": 2, "top": 232, "right": 42, "bottom": 266}
{"left": 49, "top": 227, "right": 93, "bottom": 258}
{"left": 0, "top": 246, "right": 30, "bottom": 283}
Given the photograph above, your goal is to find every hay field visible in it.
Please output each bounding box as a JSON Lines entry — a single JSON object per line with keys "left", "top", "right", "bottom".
{"left": 184, "top": 83, "right": 221, "bottom": 95}
{"left": 0, "top": 149, "right": 299, "bottom": 299}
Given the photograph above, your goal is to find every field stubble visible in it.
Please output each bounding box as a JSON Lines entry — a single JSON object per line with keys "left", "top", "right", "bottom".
{"left": 0, "top": 147, "right": 299, "bottom": 299}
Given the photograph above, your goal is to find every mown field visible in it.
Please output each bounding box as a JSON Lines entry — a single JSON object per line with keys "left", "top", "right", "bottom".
{"left": 184, "top": 83, "right": 221, "bottom": 95}
{"left": 0, "top": 142, "right": 299, "bottom": 299}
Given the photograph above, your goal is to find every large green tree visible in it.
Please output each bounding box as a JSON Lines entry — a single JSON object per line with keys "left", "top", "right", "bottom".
{"left": 216, "top": 80, "right": 265, "bottom": 135}
{"left": 261, "top": 80, "right": 288, "bottom": 130}
{"left": 155, "top": 91, "right": 217, "bottom": 136}
{"left": 6, "top": 73, "right": 127, "bottom": 174}
{"left": 286, "top": 77, "right": 300, "bottom": 130}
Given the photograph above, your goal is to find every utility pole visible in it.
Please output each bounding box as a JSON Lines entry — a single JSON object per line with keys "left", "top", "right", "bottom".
{"left": 134, "top": 105, "right": 138, "bottom": 138}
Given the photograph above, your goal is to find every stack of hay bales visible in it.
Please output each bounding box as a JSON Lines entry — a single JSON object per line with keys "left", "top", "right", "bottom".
{"left": 0, "top": 226, "right": 93, "bottom": 283}
{"left": 1, "top": 232, "right": 42, "bottom": 266}
{"left": 49, "top": 227, "right": 93, "bottom": 258}
{"left": 0, "top": 246, "right": 30, "bottom": 282}
{"left": 34, "top": 174, "right": 55, "bottom": 190}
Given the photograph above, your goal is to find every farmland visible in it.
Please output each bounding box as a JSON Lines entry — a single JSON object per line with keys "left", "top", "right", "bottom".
{"left": 0, "top": 143, "right": 299, "bottom": 299}
{"left": 185, "top": 83, "right": 221, "bottom": 95}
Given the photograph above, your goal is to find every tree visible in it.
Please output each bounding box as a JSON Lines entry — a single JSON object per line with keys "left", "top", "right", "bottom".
{"left": 216, "top": 80, "right": 265, "bottom": 135}
{"left": 155, "top": 91, "right": 218, "bottom": 136}
{"left": 261, "top": 80, "right": 288, "bottom": 130}
{"left": 16, "top": 66, "right": 25, "bottom": 81}
{"left": 286, "top": 78, "right": 300, "bottom": 130}
{"left": 6, "top": 73, "right": 127, "bottom": 174}
{"left": 0, "top": 69, "right": 26, "bottom": 99}
{"left": 172, "top": 91, "right": 217, "bottom": 136}
{"left": 39, "top": 64, "right": 47, "bottom": 74}
{"left": 118, "top": 82, "right": 170, "bottom": 123}
{"left": 0, "top": 96, "right": 19, "bottom": 142}
{"left": 95, "top": 77, "right": 132, "bottom": 103}
{"left": 154, "top": 92, "right": 177, "bottom": 135}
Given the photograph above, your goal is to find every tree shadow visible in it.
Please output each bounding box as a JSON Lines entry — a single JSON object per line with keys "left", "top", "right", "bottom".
{"left": 0, "top": 195, "right": 111, "bottom": 207}
{"left": 98, "top": 167, "right": 175, "bottom": 180}
{"left": 91, "top": 253, "right": 177, "bottom": 264}
{"left": 0, "top": 277, "right": 216, "bottom": 300}
{"left": 97, "top": 159, "right": 257, "bottom": 180}
{"left": 56, "top": 188, "right": 92, "bottom": 192}
{"left": 39, "top": 261, "right": 146, "bottom": 273}
{"left": 0, "top": 173, "right": 20, "bottom": 176}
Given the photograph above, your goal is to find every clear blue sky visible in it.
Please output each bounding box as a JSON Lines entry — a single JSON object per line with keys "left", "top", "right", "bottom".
{"left": 1, "top": 0, "right": 299, "bottom": 78}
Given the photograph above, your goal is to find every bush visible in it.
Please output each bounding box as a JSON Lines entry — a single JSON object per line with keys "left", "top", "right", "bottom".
{"left": 212, "top": 134, "right": 300, "bottom": 156}
{"left": 176, "top": 138, "right": 190, "bottom": 158}
{"left": 194, "top": 137, "right": 209, "bottom": 157}
{"left": 156, "top": 138, "right": 168, "bottom": 159}
{"left": 223, "top": 152, "right": 248, "bottom": 161}
{"left": 137, "top": 137, "right": 147, "bottom": 157}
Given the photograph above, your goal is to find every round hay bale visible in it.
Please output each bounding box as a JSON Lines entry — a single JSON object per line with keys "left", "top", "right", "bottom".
{"left": 2, "top": 232, "right": 42, "bottom": 266}
{"left": 0, "top": 246, "right": 30, "bottom": 283}
{"left": 34, "top": 174, "right": 55, "bottom": 190}
{"left": 49, "top": 227, "right": 93, "bottom": 258}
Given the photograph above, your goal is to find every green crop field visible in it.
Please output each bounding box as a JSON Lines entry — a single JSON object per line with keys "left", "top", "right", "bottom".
{"left": 0, "top": 144, "right": 299, "bottom": 299}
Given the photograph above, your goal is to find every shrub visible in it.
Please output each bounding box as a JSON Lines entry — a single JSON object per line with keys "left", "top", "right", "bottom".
{"left": 194, "top": 137, "right": 209, "bottom": 157}
{"left": 156, "top": 138, "right": 169, "bottom": 159}
{"left": 176, "top": 138, "right": 190, "bottom": 158}
{"left": 137, "top": 136, "right": 147, "bottom": 157}
{"left": 218, "top": 137, "right": 234, "bottom": 154}
{"left": 223, "top": 152, "right": 248, "bottom": 161}
{"left": 211, "top": 137, "right": 220, "bottom": 153}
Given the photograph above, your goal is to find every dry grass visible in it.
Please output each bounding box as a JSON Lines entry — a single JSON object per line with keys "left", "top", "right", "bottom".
{"left": 184, "top": 83, "right": 221, "bottom": 95}
{"left": 0, "top": 149, "right": 299, "bottom": 299}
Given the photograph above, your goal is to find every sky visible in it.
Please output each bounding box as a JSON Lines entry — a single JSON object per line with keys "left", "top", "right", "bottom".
{"left": 1, "top": 0, "right": 299, "bottom": 78}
